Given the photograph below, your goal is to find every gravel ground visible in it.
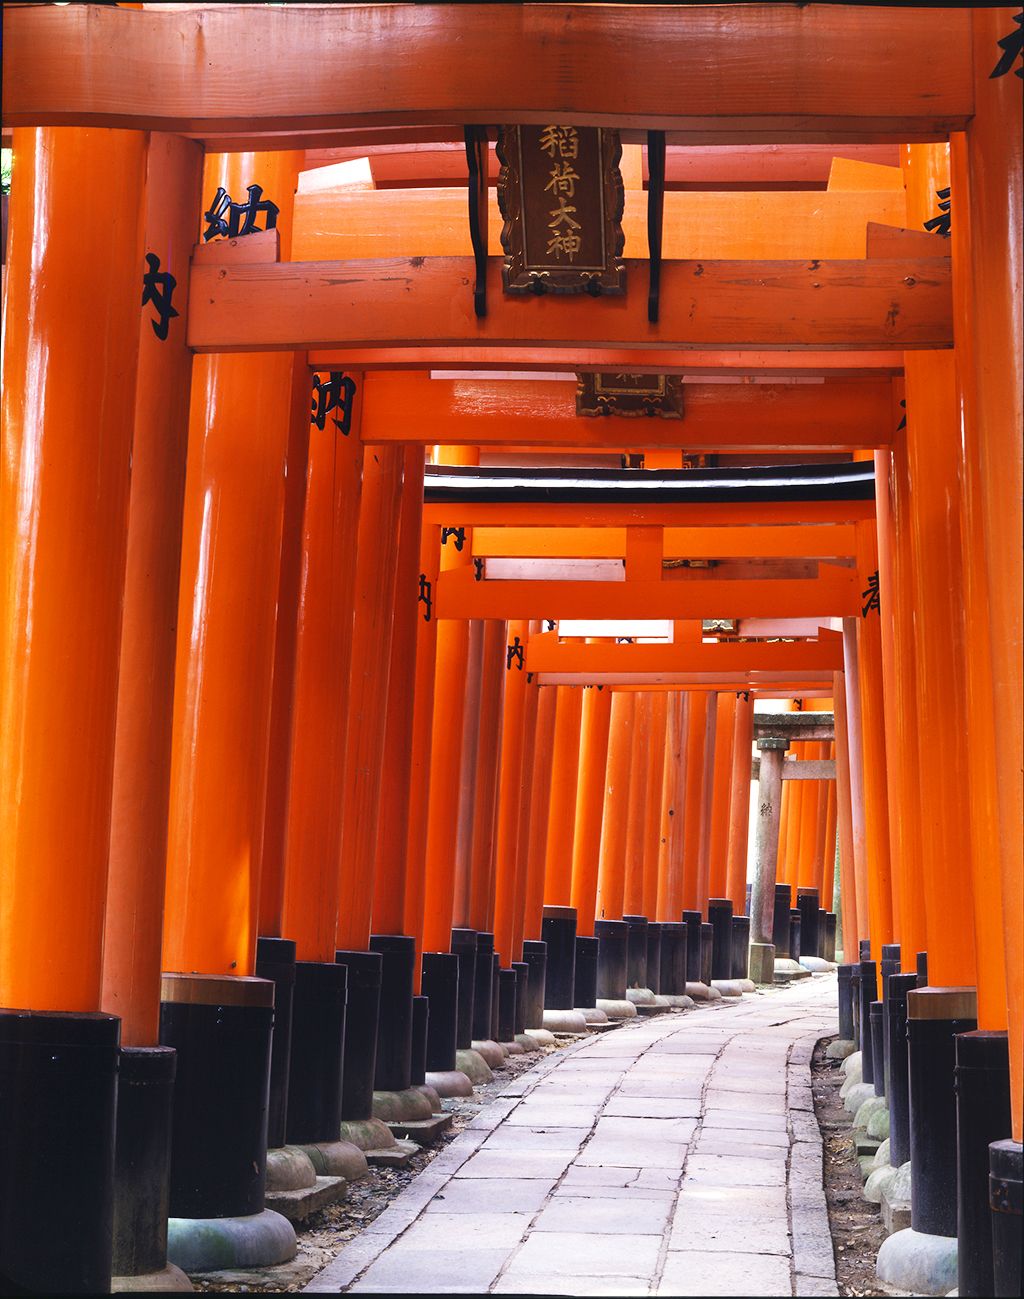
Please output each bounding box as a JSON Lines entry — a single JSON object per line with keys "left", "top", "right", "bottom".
{"left": 811, "top": 1038, "right": 893, "bottom": 1298}
{"left": 191, "top": 1039, "right": 570, "bottom": 1293}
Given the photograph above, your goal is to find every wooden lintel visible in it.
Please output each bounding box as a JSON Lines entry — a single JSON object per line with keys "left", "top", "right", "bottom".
{"left": 191, "top": 228, "right": 280, "bottom": 266}
{"left": 359, "top": 372, "right": 893, "bottom": 451}
{"left": 526, "top": 637, "right": 844, "bottom": 675}
{"left": 781, "top": 758, "right": 837, "bottom": 780}
{"left": 472, "top": 524, "right": 858, "bottom": 561}
{"left": 188, "top": 256, "right": 952, "bottom": 354}
{"left": 3, "top": 5, "right": 973, "bottom": 142}
{"left": 423, "top": 500, "right": 875, "bottom": 528}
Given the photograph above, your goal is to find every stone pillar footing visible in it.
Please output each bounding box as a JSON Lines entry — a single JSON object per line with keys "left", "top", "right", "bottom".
{"left": 166, "top": 1210, "right": 296, "bottom": 1275}
{"left": 875, "top": 1227, "right": 957, "bottom": 1296}
{"left": 112, "top": 1263, "right": 194, "bottom": 1292}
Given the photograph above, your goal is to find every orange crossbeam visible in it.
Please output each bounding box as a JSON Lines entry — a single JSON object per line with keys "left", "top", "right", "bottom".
{"left": 526, "top": 636, "right": 844, "bottom": 676}
{"left": 471, "top": 525, "right": 857, "bottom": 560}
{"left": 359, "top": 373, "right": 893, "bottom": 452}
{"left": 423, "top": 501, "right": 874, "bottom": 527}
{"left": 189, "top": 257, "right": 952, "bottom": 354}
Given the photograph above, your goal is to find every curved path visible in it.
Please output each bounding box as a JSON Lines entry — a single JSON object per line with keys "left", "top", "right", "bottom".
{"left": 305, "top": 976, "right": 839, "bottom": 1297}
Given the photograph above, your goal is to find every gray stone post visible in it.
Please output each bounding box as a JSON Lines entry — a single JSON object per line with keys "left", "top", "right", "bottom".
{"left": 748, "top": 737, "right": 789, "bottom": 983}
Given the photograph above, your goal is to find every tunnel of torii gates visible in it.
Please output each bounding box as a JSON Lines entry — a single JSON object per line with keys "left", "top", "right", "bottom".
{"left": 0, "top": 2, "right": 1021, "bottom": 1295}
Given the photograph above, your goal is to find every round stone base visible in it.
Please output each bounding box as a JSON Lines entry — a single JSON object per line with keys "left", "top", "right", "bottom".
{"left": 514, "top": 1033, "right": 543, "bottom": 1053}
{"left": 112, "top": 1263, "right": 194, "bottom": 1292}
{"left": 737, "top": 979, "right": 757, "bottom": 993}
{"left": 525, "top": 1027, "right": 557, "bottom": 1046}
{"left": 425, "top": 1069, "right": 474, "bottom": 1098}
{"left": 412, "top": 1083, "right": 443, "bottom": 1112}
{"left": 799, "top": 956, "right": 835, "bottom": 973}
{"left": 841, "top": 1050, "right": 863, "bottom": 1078}
{"left": 826, "top": 1039, "right": 856, "bottom": 1061}
{"left": 470, "top": 1040, "right": 505, "bottom": 1068}
{"left": 711, "top": 979, "right": 746, "bottom": 998}
{"left": 456, "top": 1049, "right": 494, "bottom": 1084}
{"left": 685, "top": 982, "right": 720, "bottom": 1001}
{"left": 500, "top": 1040, "right": 526, "bottom": 1055}
{"left": 337, "top": 1117, "right": 398, "bottom": 1152}
{"left": 266, "top": 1146, "right": 317, "bottom": 1191}
{"left": 774, "top": 958, "right": 812, "bottom": 981}
{"left": 865, "top": 1160, "right": 898, "bottom": 1205}
{"left": 853, "top": 1095, "right": 887, "bottom": 1131}
{"left": 295, "top": 1140, "right": 369, "bottom": 1180}
{"left": 372, "top": 1088, "right": 434, "bottom": 1123}
{"left": 541, "top": 1009, "right": 589, "bottom": 1033}
{"left": 876, "top": 1228, "right": 958, "bottom": 1296}
{"left": 662, "top": 995, "right": 695, "bottom": 1010}
{"left": 625, "top": 987, "right": 655, "bottom": 1006}
{"left": 844, "top": 1081, "right": 878, "bottom": 1116}
{"left": 595, "top": 998, "right": 637, "bottom": 1020}
{"left": 575, "top": 1006, "right": 610, "bottom": 1024}
{"left": 167, "top": 1210, "right": 296, "bottom": 1274}
{"left": 867, "top": 1105, "right": 890, "bottom": 1140}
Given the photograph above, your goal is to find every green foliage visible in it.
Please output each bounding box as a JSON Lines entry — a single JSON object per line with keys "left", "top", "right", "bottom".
{"left": 1, "top": 148, "right": 11, "bottom": 195}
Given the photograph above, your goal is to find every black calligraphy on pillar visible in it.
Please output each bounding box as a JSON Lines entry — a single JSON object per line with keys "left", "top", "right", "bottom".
{"left": 861, "top": 570, "right": 881, "bottom": 618}
{"left": 897, "top": 399, "right": 907, "bottom": 432}
{"left": 141, "top": 253, "right": 178, "bottom": 341}
{"left": 202, "top": 184, "right": 280, "bottom": 242}
{"left": 473, "top": 558, "right": 484, "bottom": 581}
{"left": 311, "top": 371, "right": 356, "bottom": 435}
{"left": 990, "top": 12, "right": 1023, "bottom": 79}
{"left": 441, "top": 526, "right": 466, "bottom": 551}
{"left": 507, "top": 637, "right": 525, "bottom": 670}
{"left": 417, "top": 574, "right": 433, "bottom": 623}
{"left": 923, "top": 187, "right": 951, "bottom": 239}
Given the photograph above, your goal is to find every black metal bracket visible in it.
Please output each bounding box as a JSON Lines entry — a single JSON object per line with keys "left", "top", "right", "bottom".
{"left": 647, "top": 131, "right": 666, "bottom": 324}
{"left": 465, "top": 125, "right": 489, "bottom": 318}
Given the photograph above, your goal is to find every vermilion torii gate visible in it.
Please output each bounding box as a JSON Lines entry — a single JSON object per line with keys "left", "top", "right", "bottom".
{"left": 0, "top": 4, "right": 1020, "bottom": 1295}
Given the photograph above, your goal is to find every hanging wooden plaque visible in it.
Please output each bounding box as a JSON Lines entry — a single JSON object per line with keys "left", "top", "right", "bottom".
{"left": 497, "top": 125, "right": 625, "bottom": 296}
{"left": 575, "top": 373, "right": 684, "bottom": 419}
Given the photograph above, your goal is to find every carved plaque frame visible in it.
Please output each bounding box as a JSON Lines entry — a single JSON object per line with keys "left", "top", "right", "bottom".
{"left": 576, "top": 373, "right": 685, "bottom": 419}
{"left": 496, "top": 125, "right": 626, "bottom": 296}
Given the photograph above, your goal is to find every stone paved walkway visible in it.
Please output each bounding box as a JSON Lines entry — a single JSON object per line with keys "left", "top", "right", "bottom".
{"left": 305, "top": 976, "right": 839, "bottom": 1297}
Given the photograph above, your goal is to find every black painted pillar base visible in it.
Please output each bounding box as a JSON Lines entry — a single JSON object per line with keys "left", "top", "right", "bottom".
{"left": 255, "top": 937, "right": 296, "bottom": 1152}
{"left": 497, "top": 969, "right": 518, "bottom": 1042}
{"left": 112, "top": 1045, "right": 177, "bottom": 1281}
{"left": 789, "top": 911, "right": 802, "bottom": 962}
{"left": 954, "top": 1030, "right": 1011, "bottom": 1298}
{"left": 520, "top": 941, "right": 547, "bottom": 1029}
{"left": 623, "top": 914, "right": 649, "bottom": 988}
{"left": 334, "top": 950, "right": 383, "bottom": 1122}
{"left": 645, "top": 924, "right": 664, "bottom": 994}
{"left": 160, "top": 973, "right": 275, "bottom": 1219}
{"left": 410, "top": 996, "right": 429, "bottom": 1087}
{"left": 825, "top": 912, "right": 838, "bottom": 962}
{"left": 285, "top": 961, "right": 347, "bottom": 1145}
{"left": 850, "top": 963, "right": 862, "bottom": 1047}
{"left": 450, "top": 928, "right": 478, "bottom": 1051}
{"left": 837, "top": 964, "right": 855, "bottom": 1040}
{"left": 772, "top": 885, "right": 792, "bottom": 956}
{"left": 511, "top": 963, "right": 530, "bottom": 1036}
{"left": 870, "top": 1003, "right": 885, "bottom": 1097}
{"left": 541, "top": 907, "right": 577, "bottom": 1010}
{"left": 471, "top": 933, "right": 495, "bottom": 1041}
{"left": 595, "top": 920, "right": 628, "bottom": 999}
{"left": 989, "top": 1139, "right": 1022, "bottom": 1299}
{"left": 370, "top": 934, "right": 416, "bottom": 1094}
{"left": 0, "top": 1008, "right": 120, "bottom": 1294}
{"left": 916, "top": 951, "right": 929, "bottom": 986}
{"left": 699, "top": 922, "right": 714, "bottom": 987}
{"left": 421, "top": 953, "right": 459, "bottom": 1073}
{"left": 489, "top": 954, "right": 501, "bottom": 1041}
{"left": 907, "top": 987, "right": 977, "bottom": 1238}
{"left": 879, "top": 944, "right": 902, "bottom": 1098}
{"left": 816, "top": 909, "right": 828, "bottom": 959}
{"left": 730, "top": 916, "right": 750, "bottom": 982}
{"left": 858, "top": 958, "right": 878, "bottom": 1086}
{"left": 796, "top": 887, "right": 820, "bottom": 960}
{"left": 886, "top": 972, "right": 918, "bottom": 1168}
{"left": 659, "top": 922, "right": 687, "bottom": 997}
{"left": 574, "top": 936, "right": 599, "bottom": 1008}
{"left": 708, "top": 899, "right": 734, "bottom": 981}
{"left": 682, "top": 911, "right": 703, "bottom": 983}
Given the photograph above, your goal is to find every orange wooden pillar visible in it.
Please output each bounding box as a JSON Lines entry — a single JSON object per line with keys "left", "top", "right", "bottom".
{"left": 543, "top": 686, "right": 584, "bottom": 909}
{"left": 694, "top": 692, "right": 719, "bottom": 915}
{"left": 819, "top": 759, "right": 838, "bottom": 904}
{"left": 493, "top": 622, "right": 529, "bottom": 965}
{"left": 854, "top": 523, "right": 895, "bottom": 952}
{"left": 725, "top": 693, "right": 755, "bottom": 914}
{"left": 707, "top": 692, "right": 738, "bottom": 901}
{"left": 657, "top": 693, "right": 688, "bottom": 920}
{"left": 336, "top": 446, "right": 404, "bottom": 952}
{"left": 402, "top": 521, "right": 442, "bottom": 986}
{"left": 680, "top": 690, "right": 710, "bottom": 913}
{"left": 420, "top": 448, "right": 478, "bottom": 956}
{"left": 101, "top": 134, "right": 203, "bottom": 1045}
{"left": 956, "top": 12, "right": 1022, "bottom": 1130}
{"left": 0, "top": 124, "right": 149, "bottom": 1295}
{"left": 1, "top": 126, "right": 148, "bottom": 1011}
{"left": 511, "top": 667, "right": 541, "bottom": 963}
{"left": 572, "top": 687, "right": 614, "bottom": 936}
{"left": 596, "top": 692, "right": 636, "bottom": 922}
{"left": 623, "top": 692, "right": 652, "bottom": 915}
{"left": 257, "top": 362, "right": 312, "bottom": 943}
{"left": 468, "top": 621, "right": 507, "bottom": 937}
{"left": 372, "top": 446, "right": 426, "bottom": 938}
{"left": 453, "top": 621, "right": 485, "bottom": 928}
{"left": 840, "top": 628, "right": 872, "bottom": 952}
{"left": 522, "top": 686, "right": 558, "bottom": 943}
{"left": 833, "top": 672, "right": 861, "bottom": 956}
{"left": 163, "top": 149, "right": 303, "bottom": 979}
{"left": 641, "top": 692, "right": 669, "bottom": 920}
{"left": 281, "top": 404, "right": 363, "bottom": 964}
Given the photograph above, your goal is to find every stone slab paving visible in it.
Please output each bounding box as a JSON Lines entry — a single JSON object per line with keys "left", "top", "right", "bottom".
{"left": 304, "top": 975, "right": 840, "bottom": 1297}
